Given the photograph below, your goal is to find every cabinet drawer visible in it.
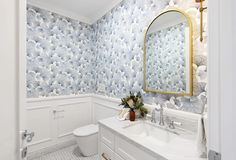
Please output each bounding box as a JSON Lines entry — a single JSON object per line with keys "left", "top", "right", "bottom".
{"left": 115, "top": 153, "right": 125, "bottom": 160}
{"left": 100, "top": 126, "right": 115, "bottom": 150}
{"left": 115, "top": 136, "right": 157, "bottom": 160}
{"left": 101, "top": 142, "right": 114, "bottom": 160}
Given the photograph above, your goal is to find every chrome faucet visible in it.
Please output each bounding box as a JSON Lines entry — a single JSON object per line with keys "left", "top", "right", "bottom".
{"left": 165, "top": 116, "right": 182, "bottom": 129}
{"left": 151, "top": 105, "right": 165, "bottom": 126}
{"left": 151, "top": 108, "right": 157, "bottom": 123}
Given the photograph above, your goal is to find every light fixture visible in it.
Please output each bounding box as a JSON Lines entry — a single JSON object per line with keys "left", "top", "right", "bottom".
{"left": 196, "top": 0, "right": 207, "bottom": 42}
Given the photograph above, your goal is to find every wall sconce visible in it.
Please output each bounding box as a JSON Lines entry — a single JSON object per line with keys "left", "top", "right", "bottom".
{"left": 196, "top": 0, "right": 207, "bottom": 42}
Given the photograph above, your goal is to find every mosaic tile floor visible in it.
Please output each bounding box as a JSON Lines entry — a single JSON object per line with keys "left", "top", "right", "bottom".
{"left": 29, "top": 145, "right": 98, "bottom": 160}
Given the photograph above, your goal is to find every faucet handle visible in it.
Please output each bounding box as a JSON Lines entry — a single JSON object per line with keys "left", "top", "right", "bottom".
{"left": 156, "top": 104, "right": 162, "bottom": 110}
{"left": 165, "top": 116, "right": 171, "bottom": 122}
{"left": 168, "top": 120, "right": 175, "bottom": 129}
{"left": 173, "top": 121, "right": 182, "bottom": 126}
{"left": 150, "top": 109, "right": 157, "bottom": 123}
{"left": 146, "top": 114, "right": 152, "bottom": 120}
{"left": 166, "top": 116, "right": 182, "bottom": 129}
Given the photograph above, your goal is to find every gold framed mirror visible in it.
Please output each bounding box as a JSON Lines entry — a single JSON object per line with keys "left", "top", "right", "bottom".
{"left": 144, "top": 9, "right": 193, "bottom": 96}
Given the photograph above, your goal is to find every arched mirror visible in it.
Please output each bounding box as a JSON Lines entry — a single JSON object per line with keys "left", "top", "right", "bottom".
{"left": 144, "top": 9, "right": 193, "bottom": 96}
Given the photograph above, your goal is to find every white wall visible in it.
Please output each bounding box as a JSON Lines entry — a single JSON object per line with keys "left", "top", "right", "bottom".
{"left": 92, "top": 95, "right": 121, "bottom": 124}
{"left": 0, "top": 0, "right": 19, "bottom": 159}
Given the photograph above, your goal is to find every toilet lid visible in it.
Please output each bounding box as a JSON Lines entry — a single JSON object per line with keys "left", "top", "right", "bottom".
{"left": 73, "top": 124, "right": 98, "bottom": 136}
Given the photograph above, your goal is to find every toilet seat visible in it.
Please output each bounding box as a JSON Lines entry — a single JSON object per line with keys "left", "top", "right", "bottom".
{"left": 73, "top": 124, "right": 98, "bottom": 137}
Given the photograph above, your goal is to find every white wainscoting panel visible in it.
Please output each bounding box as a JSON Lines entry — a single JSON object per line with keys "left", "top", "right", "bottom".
{"left": 92, "top": 95, "right": 122, "bottom": 124}
{"left": 26, "top": 95, "right": 92, "bottom": 154}
{"left": 26, "top": 94, "right": 201, "bottom": 157}
{"left": 27, "top": 105, "right": 52, "bottom": 146}
{"left": 57, "top": 101, "right": 92, "bottom": 139}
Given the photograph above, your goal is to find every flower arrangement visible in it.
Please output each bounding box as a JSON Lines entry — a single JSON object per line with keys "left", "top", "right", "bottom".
{"left": 119, "top": 92, "right": 148, "bottom": 118}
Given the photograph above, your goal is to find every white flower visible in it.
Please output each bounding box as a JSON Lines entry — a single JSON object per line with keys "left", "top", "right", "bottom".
{"left": 127, "top": 99, "right": 134, "bottom": 108}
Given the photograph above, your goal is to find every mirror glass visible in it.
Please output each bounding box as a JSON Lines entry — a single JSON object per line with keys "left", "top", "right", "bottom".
{"left": 144, "top": 10, "right": 193, "bottom": 96}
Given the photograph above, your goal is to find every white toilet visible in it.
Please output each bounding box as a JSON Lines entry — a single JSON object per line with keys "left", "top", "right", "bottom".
{"left": 73, "top": 124, "right": 99, "bottom": 156}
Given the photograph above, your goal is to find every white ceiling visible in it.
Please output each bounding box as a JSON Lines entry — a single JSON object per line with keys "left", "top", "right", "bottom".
{"left": 27, "top": 0, "right": 122, "bottom": 24}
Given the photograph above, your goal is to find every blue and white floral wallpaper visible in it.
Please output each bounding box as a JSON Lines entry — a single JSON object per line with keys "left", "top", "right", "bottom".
{"left": 27, "top": 5, "right": 95, "bottom": 97}
{"left": 92, "top": 0, "right": 207, "bottom": 114}
{"left": 93, "top": 0, "right": 168, "bottom": 98}
{"left": 27, "top": 0, "right": 207, "bottom": 114}
{"left": 146, "top": 22, "right": 187, "bottom": 92}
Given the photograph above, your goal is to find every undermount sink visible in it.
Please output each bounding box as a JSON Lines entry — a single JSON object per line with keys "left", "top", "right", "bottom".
{"left": 99, "top": 117, "right": 203, "bottom": 160}
{"left": 123, "top": 121, "right": 178, "bottom": 145}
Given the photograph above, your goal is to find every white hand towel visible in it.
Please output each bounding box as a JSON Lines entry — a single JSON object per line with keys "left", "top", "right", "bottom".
{"left": 197, "top": 115, "right": 207, "bottom": 158}
{"left": 117, "top": 108, "right": 129, "bottom": 121}
{"left": 203, "top": 114, "right": 208, "bottom": 146}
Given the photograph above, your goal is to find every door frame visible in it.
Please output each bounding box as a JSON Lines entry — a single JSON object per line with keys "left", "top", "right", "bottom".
{"left": 18, "top": 0, "right": 27, "bottom": 159}
{"left": 207, "top": 0, "right": 221, "bottom": 153}
{"left": 208, "top": 0, "right": 236, "bottom": 159}
{"left": 17, "top": 0, "right": 236, "bottom": 159}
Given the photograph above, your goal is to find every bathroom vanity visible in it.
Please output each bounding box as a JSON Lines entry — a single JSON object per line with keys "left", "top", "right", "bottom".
{"left": 98, "top": 117, "right": 206, "bottom": 160}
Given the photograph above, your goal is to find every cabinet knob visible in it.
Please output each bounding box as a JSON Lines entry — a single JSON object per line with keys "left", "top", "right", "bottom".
{"left": 102, "top": 153, "right": 111, "bottom": 160}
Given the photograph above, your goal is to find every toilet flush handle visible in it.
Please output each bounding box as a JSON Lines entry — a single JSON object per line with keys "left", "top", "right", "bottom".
{"left": 53, "top": 110, "right": 65, "bottom": 114}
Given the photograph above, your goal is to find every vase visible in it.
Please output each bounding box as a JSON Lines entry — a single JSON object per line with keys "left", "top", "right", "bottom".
{"left": 129, "top": 109, "right": 135, "bottom": 121}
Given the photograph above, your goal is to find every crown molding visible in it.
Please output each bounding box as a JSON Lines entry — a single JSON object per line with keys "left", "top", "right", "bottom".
{"left": 27, "top": 0, "right": 122, "bottom": 25}
{"left": 27, "top": 0, "right": 93, "bottom": 24}
{"left": 89, "top": 0, "right": 122, "bottom": 24}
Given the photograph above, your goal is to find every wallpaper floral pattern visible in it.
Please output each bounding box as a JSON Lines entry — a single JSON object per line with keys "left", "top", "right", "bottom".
{"left": 146, "top": 22, "right": 187, "bottom": 92}
{"left": 27, "top": 5, "right": 94, "bottom": 97}
{"left": 92, "top": 0, "right": 207, "bottom": 114}
{"left": 27, "top": 0, "right": 207, "bottom": 114}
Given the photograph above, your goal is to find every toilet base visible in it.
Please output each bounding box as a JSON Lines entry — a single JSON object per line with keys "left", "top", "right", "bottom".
{"left": 75, "top": 133, "right": 98, "bottom": 157}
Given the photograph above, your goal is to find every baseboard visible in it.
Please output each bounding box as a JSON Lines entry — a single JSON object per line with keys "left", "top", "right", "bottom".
{"left": 27, "top": 140, "right": 76, "bottom": 159}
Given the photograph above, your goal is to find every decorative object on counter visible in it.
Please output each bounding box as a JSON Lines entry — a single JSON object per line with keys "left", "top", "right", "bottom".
{"left": 139, "top": 106, "right": 148, "bottom": 117}
{"left": 129, "top": 109, "right": 136, "bottom": 121}
{"left": 117, "top": 108, "right": 130, "bottom": 121}
{"left": 119, "top": 92, "right": 148, "bottom": 121}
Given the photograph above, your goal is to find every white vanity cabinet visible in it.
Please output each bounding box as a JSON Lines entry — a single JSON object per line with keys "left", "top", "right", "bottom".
{"left": 99, "top": 126, "right": 158, "bottom": 160}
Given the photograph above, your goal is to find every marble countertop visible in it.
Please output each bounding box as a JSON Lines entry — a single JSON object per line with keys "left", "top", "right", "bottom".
{"left": 99, "top": 117, "right": 207, "bottom": 160}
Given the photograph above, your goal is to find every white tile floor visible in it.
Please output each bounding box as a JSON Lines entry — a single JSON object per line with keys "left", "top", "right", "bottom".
{"left": 29, "top": 145, "right": 98, "bottom": 160}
